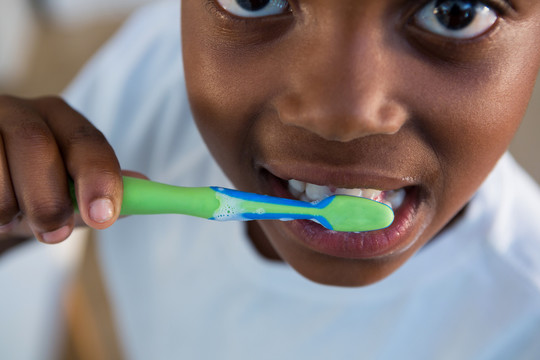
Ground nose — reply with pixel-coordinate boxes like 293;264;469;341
275;22;408;142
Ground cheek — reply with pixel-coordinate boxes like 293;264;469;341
436;35;540;165
413;61;537;222
182;15;284;187
182;42;248;184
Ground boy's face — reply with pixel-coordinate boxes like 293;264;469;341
182;0;540;286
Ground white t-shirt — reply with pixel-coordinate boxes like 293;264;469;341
2;1;540;359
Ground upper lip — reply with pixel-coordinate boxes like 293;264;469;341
256;160;418;191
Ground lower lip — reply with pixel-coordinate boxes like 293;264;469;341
266;175;421;259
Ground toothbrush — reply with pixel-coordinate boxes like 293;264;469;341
70;176;394;232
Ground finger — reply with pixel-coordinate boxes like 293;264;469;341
121;170;149;180
72;170;150;226
36;96;123;230
0;135;20;229
0;96;74;243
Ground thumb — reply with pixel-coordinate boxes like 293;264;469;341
121;170;150;180
117;170;150;220
74;170;149;227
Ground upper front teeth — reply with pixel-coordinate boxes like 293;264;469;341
288;179;306;195
305;183;333;201
287;179;406;210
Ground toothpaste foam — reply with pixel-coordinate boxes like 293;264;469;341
213;192;248;221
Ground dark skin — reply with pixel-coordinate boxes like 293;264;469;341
182;0;540;285
1;1;540;287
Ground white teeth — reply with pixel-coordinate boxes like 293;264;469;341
386;188;406;209
305;183;333;202
288;179;306;197
334;188;363;197
287;179;407;210
361;189;383;201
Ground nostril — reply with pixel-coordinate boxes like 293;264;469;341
277;105;407;143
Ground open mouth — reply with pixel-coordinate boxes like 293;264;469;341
260;169;423;259
287;179;406;211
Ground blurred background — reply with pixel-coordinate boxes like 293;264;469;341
0;0;539;183
0;0;153;95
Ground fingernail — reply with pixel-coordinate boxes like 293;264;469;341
41;225;72;244
89;198;114;223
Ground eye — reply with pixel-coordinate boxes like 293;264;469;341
215;0;290;18
415;0;498;39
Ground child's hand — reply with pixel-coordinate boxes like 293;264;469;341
0;95;125;244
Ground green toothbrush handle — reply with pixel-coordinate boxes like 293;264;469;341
69;176;220;219
119;177;220;218
69;176;394;232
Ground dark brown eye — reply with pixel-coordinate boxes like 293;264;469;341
215;0;289;18
236;0;271;11
435;0;477;30
415;0;498;39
